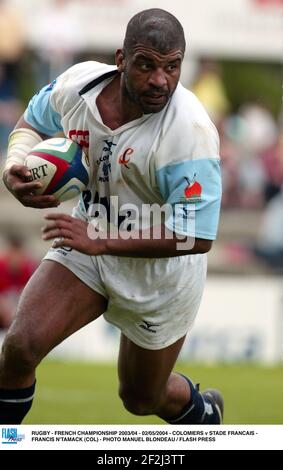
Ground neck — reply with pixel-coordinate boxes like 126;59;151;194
96;74;142;130
119;75;143;122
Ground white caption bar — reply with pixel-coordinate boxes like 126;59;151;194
1;425;283;450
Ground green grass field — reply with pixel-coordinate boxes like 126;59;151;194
25;360;283;424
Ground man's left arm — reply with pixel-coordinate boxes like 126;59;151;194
42;215;212;257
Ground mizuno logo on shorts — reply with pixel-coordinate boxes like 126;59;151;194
138;320;160;333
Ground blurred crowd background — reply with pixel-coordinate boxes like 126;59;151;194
0;0;282;331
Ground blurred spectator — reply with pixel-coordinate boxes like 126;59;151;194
221;103;279;209
219;122;241;208
261;135;283;203
192;61;230;125
254;122;283;272
30;0;84;83
0;0;25;159
0;64;23;159
0;0;25;63
0;234;38;329
239;103;278;154
254;187;283;272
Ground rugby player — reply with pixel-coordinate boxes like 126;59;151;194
0;9;223;425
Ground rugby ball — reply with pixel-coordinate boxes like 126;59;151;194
25;137;89;202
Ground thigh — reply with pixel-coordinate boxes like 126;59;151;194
9;259;108;357
118;333;185;397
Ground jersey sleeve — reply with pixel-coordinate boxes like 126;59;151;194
23;62;96;136
155;121;222;240
24;79;63;136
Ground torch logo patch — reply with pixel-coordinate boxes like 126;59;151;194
181;174;202;203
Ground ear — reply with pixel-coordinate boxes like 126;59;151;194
115;49;125;73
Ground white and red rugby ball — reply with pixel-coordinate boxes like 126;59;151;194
25;137;89;202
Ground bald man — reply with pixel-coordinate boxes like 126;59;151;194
1;9;223;425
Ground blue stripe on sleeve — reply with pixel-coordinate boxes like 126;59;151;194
155;158;222;240
24;82;63;136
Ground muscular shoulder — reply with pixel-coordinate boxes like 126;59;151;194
51;61;116;113
156;84;219;169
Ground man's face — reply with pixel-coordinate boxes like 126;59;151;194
117;44;183;114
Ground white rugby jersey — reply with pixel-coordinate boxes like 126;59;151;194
24;61;221;239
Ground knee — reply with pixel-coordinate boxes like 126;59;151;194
119;385;162;416
1;328;43;373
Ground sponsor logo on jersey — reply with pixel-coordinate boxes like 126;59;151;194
180;174;202;203
69;129;90;165
97;140;116;182
69;129;89;148
118;148;134;169
138;320;160;333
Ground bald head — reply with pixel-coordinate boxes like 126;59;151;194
123;9;186;56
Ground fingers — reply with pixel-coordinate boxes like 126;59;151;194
44;213;73;222
13;180;43;195
41;214;102;255
42;217;73;240
43;228;73;241
52;237;74;249
9;164;31;179
42;214;91;257
42;214;77;240
4;165;38;192
21;194;60;208
4;165;60;208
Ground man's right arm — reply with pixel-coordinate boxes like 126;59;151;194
15;115;51;140
3;62;98;208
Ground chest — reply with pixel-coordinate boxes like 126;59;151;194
60;102;163;185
